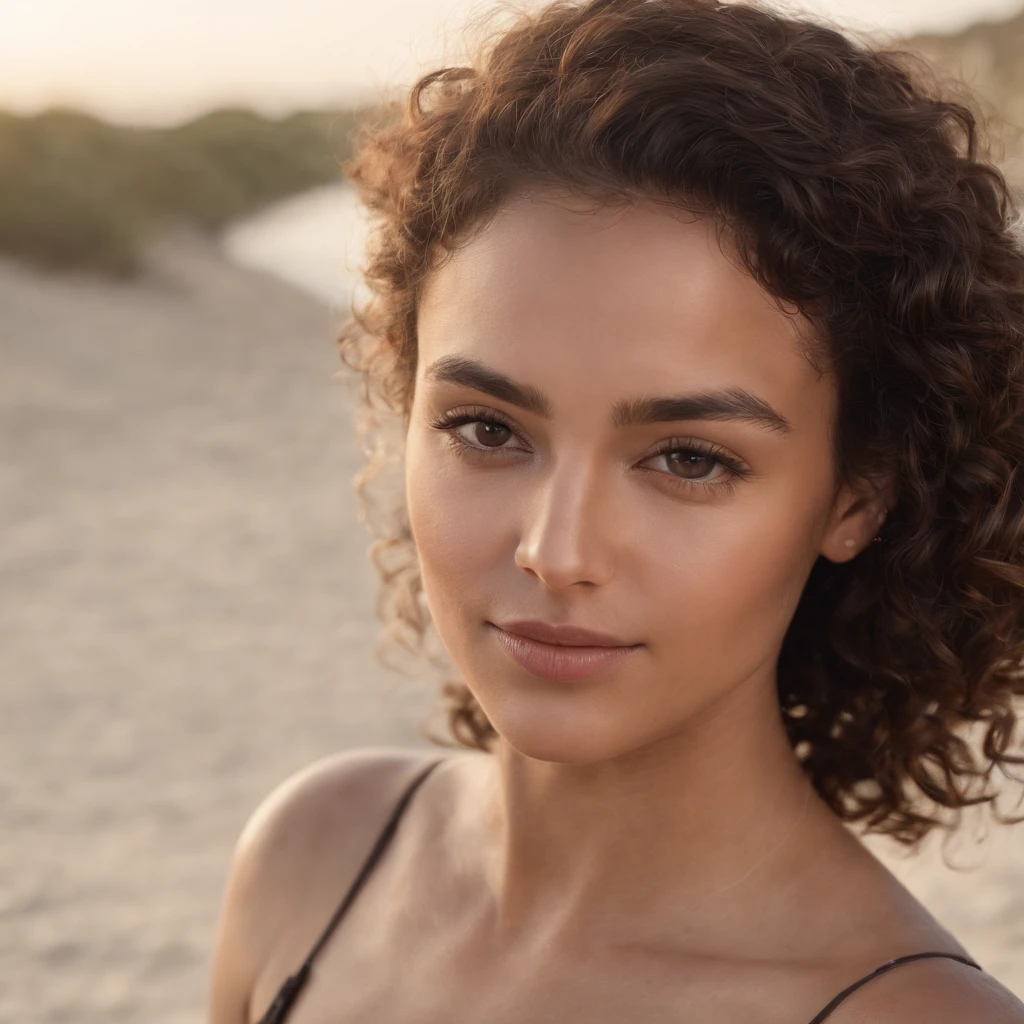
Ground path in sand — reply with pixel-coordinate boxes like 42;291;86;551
0;233;1021;1023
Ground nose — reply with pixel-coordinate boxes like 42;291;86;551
513;456;617;590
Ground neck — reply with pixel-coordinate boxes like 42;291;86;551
469;679;846;955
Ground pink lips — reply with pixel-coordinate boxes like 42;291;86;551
489;621;642;681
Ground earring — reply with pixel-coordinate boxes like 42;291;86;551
872;507;888;543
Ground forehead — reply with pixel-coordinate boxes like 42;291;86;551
417;190;829;424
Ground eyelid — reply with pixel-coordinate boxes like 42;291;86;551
646;436;750;475
431;404;520;436
430;404;752;477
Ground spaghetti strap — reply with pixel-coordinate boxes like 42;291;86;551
255;764;982;1024
255;756;446;1024
805;951;983;1023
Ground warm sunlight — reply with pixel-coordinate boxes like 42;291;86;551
5;2;1023;1022
3;0;1023;122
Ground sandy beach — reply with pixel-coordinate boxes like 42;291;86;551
1;232;1021;1023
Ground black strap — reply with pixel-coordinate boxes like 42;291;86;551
805;951;983;1024
255;756;446;1024
255;769;979;1024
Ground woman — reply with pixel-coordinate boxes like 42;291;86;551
208;0;1024;1021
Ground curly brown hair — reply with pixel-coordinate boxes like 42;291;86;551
336;0;1024;845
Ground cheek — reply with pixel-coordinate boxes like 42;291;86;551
404;436;510;603
646;500;815;671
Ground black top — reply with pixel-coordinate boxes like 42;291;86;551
254;757;983;1024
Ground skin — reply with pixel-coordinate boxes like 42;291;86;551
208;188;1024;1023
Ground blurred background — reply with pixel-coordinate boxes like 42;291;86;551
1;2;1022;1021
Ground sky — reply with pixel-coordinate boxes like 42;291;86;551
3;0;1024;125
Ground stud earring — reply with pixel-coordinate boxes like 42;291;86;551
872;509;888;543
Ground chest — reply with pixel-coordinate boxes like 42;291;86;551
250;810;843;1024
269;918;824;1024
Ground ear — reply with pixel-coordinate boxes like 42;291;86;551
819;471;896;564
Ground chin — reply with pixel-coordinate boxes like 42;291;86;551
474;688;648;765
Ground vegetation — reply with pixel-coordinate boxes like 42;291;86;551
0;106;362;276
1;4;1020;280
903;4;1024;177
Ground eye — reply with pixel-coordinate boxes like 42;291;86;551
640;440;747;492
428;406;751;494
429;407;527;456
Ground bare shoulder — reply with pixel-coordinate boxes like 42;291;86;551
206;745;446;1024
235;745;442;877
839;955;1024;1023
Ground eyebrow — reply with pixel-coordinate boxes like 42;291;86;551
423;355;793;436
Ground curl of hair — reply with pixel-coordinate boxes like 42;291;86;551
337;0;1024;845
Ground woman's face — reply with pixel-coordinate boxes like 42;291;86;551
406;189;867;765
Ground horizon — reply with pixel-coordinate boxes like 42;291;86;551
3;0;1024;127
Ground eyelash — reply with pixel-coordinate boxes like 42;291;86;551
428;405;751;496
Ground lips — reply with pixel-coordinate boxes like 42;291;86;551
488;621;642;681
494;619;638;647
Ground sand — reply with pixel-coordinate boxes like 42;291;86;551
1;232;1021;1023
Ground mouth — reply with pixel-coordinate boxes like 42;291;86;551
487;623;642;682
492;618;639;647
